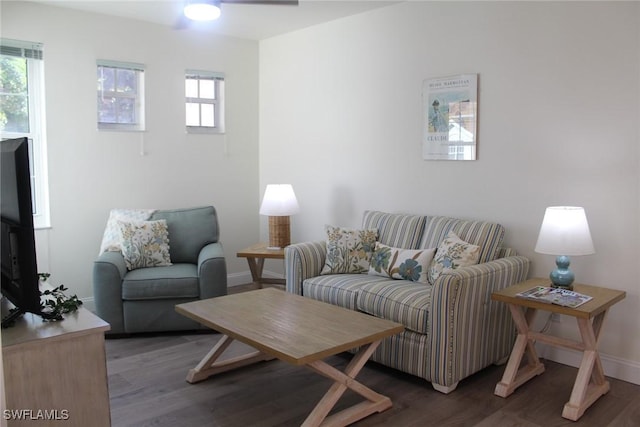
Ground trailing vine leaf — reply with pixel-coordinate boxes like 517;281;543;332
38;274;83;322
2;275;82;326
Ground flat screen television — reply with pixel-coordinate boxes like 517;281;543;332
1;137;43;327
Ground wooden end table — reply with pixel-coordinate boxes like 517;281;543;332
491;278;625;421
176;288;404;427
236;242;285;288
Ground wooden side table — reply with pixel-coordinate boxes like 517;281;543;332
237;242;285;289
491;278;625;421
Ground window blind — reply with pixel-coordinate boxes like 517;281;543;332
97;59;145;71
0;38;43;60
186;69;224;80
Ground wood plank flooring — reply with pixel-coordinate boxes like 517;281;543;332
106;331;640;427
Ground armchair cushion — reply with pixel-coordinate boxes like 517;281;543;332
122;264;199;300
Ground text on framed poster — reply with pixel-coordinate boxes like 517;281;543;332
422;74;478;161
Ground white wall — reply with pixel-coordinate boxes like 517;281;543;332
1;1;261;300
260;2;640;381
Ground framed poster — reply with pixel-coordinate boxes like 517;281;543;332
422;74;478;161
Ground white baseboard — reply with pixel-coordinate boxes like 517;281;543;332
217;270;284;289
536;342;640;386
226;271;252;287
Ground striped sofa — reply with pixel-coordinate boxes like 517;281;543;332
285;210;530;393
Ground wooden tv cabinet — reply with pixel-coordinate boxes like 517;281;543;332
1;307;111;426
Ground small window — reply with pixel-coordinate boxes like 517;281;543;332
185;70;224;134
97;60;145;131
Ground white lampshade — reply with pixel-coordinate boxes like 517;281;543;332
259;184;300;217
535;206;595;256
184;0;221;21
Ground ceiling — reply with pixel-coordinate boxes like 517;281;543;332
25;0;397;40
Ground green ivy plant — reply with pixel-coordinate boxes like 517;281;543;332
38;273;83;321
2;274;82;327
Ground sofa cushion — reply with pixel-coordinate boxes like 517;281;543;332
303;274;389;310
362;211;426;249
118;219;172;271
368;242;436;283
427;231;481;284
151;206;219;264
420;216;504;264
320;226;378;275
357;281;432;334
122;263;199;300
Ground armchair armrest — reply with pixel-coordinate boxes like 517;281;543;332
284;241;326;295
92;251;127;333
198;242;227;300
427;255;530;390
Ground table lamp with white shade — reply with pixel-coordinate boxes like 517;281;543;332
534;206;595;290
259;184;300;249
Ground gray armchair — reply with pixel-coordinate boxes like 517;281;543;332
93;206;227;335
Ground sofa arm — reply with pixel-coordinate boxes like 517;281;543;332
284;241;326;295
198;242;228;300
427;255;530;389
93;251;128;334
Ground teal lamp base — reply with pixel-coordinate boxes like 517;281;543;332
549;255;574;290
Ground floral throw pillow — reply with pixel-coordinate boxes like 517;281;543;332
118;219;172;271
427;231;481;284
368;242;436;283
320;226;378;275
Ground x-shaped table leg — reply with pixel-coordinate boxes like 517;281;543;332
562;311;610;420
495;304;612;421
186;335;274;384
495;305;545;397
302;340;392;427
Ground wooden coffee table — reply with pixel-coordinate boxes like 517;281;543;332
176;288;404;427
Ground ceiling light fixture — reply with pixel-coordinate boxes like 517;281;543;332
184;0;222;21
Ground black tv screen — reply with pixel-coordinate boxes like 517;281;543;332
1;137;42;326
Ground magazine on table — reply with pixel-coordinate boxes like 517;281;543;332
516;286;593;308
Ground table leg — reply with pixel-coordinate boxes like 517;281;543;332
562;311;611;421
244;257;285;288
301;340;392;427
495;304;545;397
245;257;266;288
186;334;274;384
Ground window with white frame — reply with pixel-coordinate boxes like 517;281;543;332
0;38;50;229
185;70;225;133
97;60;145;131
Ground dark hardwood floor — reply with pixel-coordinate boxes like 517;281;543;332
105;331;640;427
106;284;639;426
